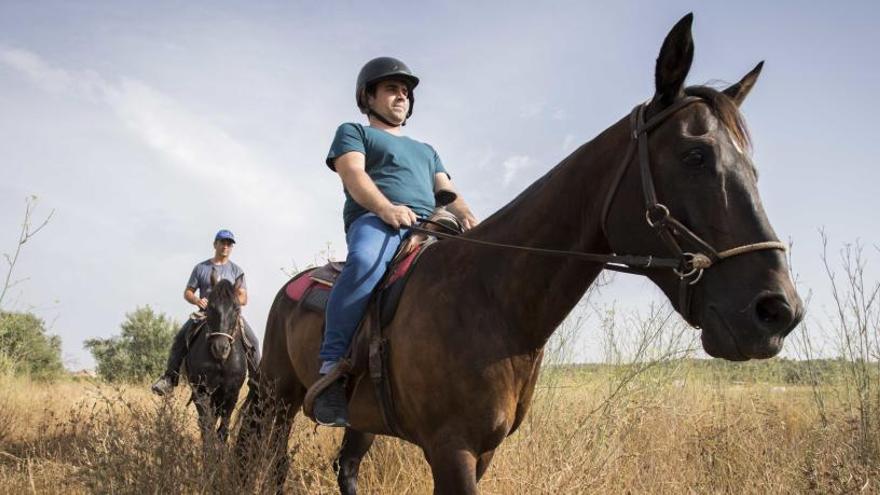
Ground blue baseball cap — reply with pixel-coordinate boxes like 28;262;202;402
214;229;236;243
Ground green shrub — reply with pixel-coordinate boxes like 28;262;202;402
0;311;64;379
85;306;178;383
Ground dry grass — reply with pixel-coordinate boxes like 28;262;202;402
0;364;877;495
2;237;876;493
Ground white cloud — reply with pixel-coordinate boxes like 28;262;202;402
501;155;531;187
0;45;105;99
0;45;76;93
0;45;313;225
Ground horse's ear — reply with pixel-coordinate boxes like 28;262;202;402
722;61;763;107
210;266;220;287
234;274;244;291
652;13;695;110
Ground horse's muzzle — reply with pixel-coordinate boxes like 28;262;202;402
210;339;232;362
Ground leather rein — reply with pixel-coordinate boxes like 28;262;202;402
411;96;786;326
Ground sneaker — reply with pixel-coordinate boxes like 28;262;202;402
151;376;175;397
313;379;350;427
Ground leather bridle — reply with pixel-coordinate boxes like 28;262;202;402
411;96;786;326
206;314;242;345
599;96;787;324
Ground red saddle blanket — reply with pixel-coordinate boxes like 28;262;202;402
284;244;425;304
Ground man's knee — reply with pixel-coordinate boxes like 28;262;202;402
346;240;400;283
347;244;388;269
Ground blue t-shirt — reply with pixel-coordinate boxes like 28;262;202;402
326;123;448;231
186;260;246;300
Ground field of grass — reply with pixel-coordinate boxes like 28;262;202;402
2;357;879;494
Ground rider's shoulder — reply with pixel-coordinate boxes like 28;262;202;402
194;259;214;270
419;140;439;154
335;122;366;137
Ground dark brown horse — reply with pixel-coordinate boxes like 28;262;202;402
241;14;803;494
185;277;247;443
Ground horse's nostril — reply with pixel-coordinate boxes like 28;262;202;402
754;294;794;334
756;299;779;323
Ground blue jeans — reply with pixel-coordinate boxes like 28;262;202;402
319;213;408;372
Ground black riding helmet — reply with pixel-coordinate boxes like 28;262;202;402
356;57;419;123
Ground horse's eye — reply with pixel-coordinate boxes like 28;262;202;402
683;149;704;167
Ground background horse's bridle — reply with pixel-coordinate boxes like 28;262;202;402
206;314;243;344
412;96;786;326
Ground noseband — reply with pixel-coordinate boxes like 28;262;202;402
411;96;786;327
206;315;242;344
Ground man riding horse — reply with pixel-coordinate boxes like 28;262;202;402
151;229;261;396
312;57;478;426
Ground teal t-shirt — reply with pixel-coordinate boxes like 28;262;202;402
326;123;448;231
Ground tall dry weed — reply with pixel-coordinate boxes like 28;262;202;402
793;233;880;492
4;241;880;492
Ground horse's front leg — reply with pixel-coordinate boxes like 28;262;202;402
213;388;238;443
217;407;232;443
424;440;479;495
193;393;217;445
334;428;375;495
234;372;303;493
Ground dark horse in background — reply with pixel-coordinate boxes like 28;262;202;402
185;276;247;443
239;14;804;494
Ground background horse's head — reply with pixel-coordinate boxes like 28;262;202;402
206;276;242;362
604;14;803;360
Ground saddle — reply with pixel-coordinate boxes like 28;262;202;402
284;208;463;432
286;208;462;316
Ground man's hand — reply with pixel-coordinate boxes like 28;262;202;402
378;204;417;229
196;298;209;310
459;212;479;231
433;172;478;231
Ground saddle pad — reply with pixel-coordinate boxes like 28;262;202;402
385;244;423;286
285;269;318;301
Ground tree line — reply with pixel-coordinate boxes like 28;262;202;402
1;305;177;382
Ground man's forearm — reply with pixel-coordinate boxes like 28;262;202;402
339;168;395;215
184;289;200;306
448;197;474;220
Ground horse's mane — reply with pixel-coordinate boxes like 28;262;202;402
209;279;238;307
684;85;752;152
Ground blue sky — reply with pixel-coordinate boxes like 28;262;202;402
1;1;877;368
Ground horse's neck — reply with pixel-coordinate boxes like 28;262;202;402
458;117;630;351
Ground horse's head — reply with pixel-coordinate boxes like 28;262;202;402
205;275;243;362
604;14;803;360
